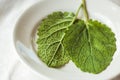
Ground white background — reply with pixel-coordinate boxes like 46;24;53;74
0;0;46;80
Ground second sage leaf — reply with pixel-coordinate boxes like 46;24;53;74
37;12;75;67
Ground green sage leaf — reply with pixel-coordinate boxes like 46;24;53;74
63;20;116;73
37;12;75;67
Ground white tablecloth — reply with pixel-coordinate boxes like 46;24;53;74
0;0;46;80
0;0;120;80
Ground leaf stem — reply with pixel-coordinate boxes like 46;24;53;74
70;3;83;25
82;0;89;22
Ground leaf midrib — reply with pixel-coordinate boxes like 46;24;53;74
85;23;96;72
47;33;65;66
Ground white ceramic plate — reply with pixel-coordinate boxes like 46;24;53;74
14;0;120;80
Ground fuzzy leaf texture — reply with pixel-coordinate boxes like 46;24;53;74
37;12;75;67
63;20;116;74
